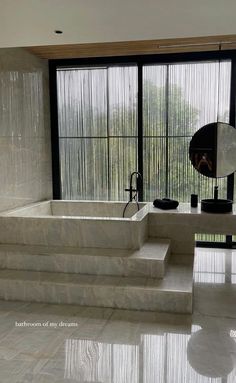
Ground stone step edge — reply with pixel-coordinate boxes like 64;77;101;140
0;238;171;261
0;264;192;294
0;267;193;313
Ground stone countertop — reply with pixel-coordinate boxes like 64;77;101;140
148;202;236;215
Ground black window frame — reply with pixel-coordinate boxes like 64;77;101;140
49;50;236;248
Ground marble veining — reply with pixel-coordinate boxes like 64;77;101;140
2;201;236;254
0;201;150;249
5;200;148;219
1;200;236;316
0;249;234;382
0;239;170;278
0;262;193;313
0;48;52;213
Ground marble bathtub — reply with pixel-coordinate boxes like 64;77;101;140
0;200;149;249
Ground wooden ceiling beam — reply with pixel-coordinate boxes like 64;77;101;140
25;34;236;60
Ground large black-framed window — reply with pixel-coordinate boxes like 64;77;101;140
56;65;138;201
49;50;236;248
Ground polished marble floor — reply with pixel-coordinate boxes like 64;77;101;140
0;248;236;383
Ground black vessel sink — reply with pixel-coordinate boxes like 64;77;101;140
201;198;233;213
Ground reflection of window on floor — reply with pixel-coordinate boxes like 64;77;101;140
142;334;165;383
113;343;139;383
64;328;236;383
56;60;231;205
194;249;226;283
65;339;111;381
231;252;236;284
64;339;139;382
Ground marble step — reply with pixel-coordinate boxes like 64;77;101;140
0;264;193;314
0;238;171;278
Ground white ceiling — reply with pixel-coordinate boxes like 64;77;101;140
1;0;236;48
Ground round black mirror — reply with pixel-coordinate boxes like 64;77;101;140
189;122;236;178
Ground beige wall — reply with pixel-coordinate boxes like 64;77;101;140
0;0;236;48
0;48;52;212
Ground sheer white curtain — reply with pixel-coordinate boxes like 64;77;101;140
143;61;231;202
57;60;231;206
57;66;138;201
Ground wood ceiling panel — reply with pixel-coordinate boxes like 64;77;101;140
25;35;236;60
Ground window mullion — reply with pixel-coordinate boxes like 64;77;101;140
138;64;143;201
165;65;169;197
106;68;111;200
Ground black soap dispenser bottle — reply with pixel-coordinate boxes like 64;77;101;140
191;194;198;208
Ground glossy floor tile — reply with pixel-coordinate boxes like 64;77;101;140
0;248;235;382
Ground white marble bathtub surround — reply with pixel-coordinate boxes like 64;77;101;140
2;201;236;315
0;48;52;213
0;215;147;249
51;200;146;218
137;208;149;246
6;201;236;253
4;201;52;217
5;200;148;219
0;201;149;249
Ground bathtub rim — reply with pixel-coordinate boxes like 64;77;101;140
0;199;149;222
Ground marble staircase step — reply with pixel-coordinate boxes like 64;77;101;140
0;238;171;278
0;264;192;313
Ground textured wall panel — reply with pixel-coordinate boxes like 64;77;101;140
0;48;52;212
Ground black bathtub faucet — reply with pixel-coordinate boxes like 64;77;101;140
123;171;142;218
125;171;142;202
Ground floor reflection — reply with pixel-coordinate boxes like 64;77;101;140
194;248;236;285
232;254;236;284
0;248;236;382
63;326;236;383
61;248;236;383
